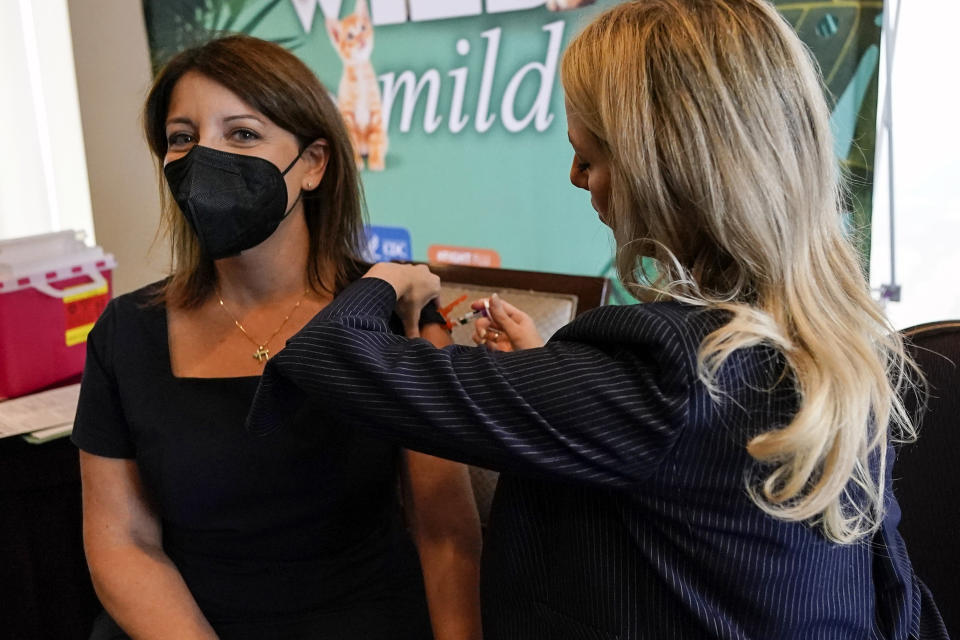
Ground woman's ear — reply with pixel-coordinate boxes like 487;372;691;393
301;139;329;191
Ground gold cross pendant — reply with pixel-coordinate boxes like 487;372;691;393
253;346;270;363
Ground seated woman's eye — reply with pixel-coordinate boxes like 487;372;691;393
167;132;195;148
578;162;590;172
231;128;260;142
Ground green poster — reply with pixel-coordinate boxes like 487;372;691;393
143;0;882;303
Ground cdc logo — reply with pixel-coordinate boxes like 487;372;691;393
364;226;413;262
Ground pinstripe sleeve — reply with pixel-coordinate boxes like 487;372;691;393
248;277;694;488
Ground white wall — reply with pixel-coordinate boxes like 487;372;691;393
0;0;94;242
66;0;166;295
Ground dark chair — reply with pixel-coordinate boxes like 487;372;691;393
430;264;610;526
896;320;960;635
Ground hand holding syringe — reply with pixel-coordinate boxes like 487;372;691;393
468;294;544;352
452;298;490;326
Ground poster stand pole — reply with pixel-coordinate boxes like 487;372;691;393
878;0;903;303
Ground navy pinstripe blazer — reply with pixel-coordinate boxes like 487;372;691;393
248;278;947;640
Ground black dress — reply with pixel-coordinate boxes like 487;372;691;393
72;282;434;639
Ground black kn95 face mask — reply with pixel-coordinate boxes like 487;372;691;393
163;145;304;260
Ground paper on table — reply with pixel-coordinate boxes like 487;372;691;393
22;423;74;444
0;383;80;439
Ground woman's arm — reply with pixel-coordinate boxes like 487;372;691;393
404;323;483;640
249;276;694;489
402;450;483;640
80;452;218;640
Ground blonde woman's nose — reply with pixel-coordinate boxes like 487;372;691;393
569;158;588;190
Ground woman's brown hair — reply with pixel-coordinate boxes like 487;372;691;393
143;34;367;308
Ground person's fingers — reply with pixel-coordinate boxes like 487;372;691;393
485;327;506;342
489;294;544;350
492;294;535;325
401;307;422;338
468;296;526;351
392;265;441;339
487;293;520;331
473;315;507;344
414;264;441;293
472;324;513;350
484;328;513;351
472;325;487;345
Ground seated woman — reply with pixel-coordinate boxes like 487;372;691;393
73;35;481;640
247;1;949;638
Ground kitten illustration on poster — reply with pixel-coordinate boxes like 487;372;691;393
546;0;597;10
326;0;388;171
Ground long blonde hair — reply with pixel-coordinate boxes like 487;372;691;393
562;0;915;543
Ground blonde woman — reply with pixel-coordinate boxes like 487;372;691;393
247;1;948;638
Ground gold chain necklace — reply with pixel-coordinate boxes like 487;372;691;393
217;289;308;363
